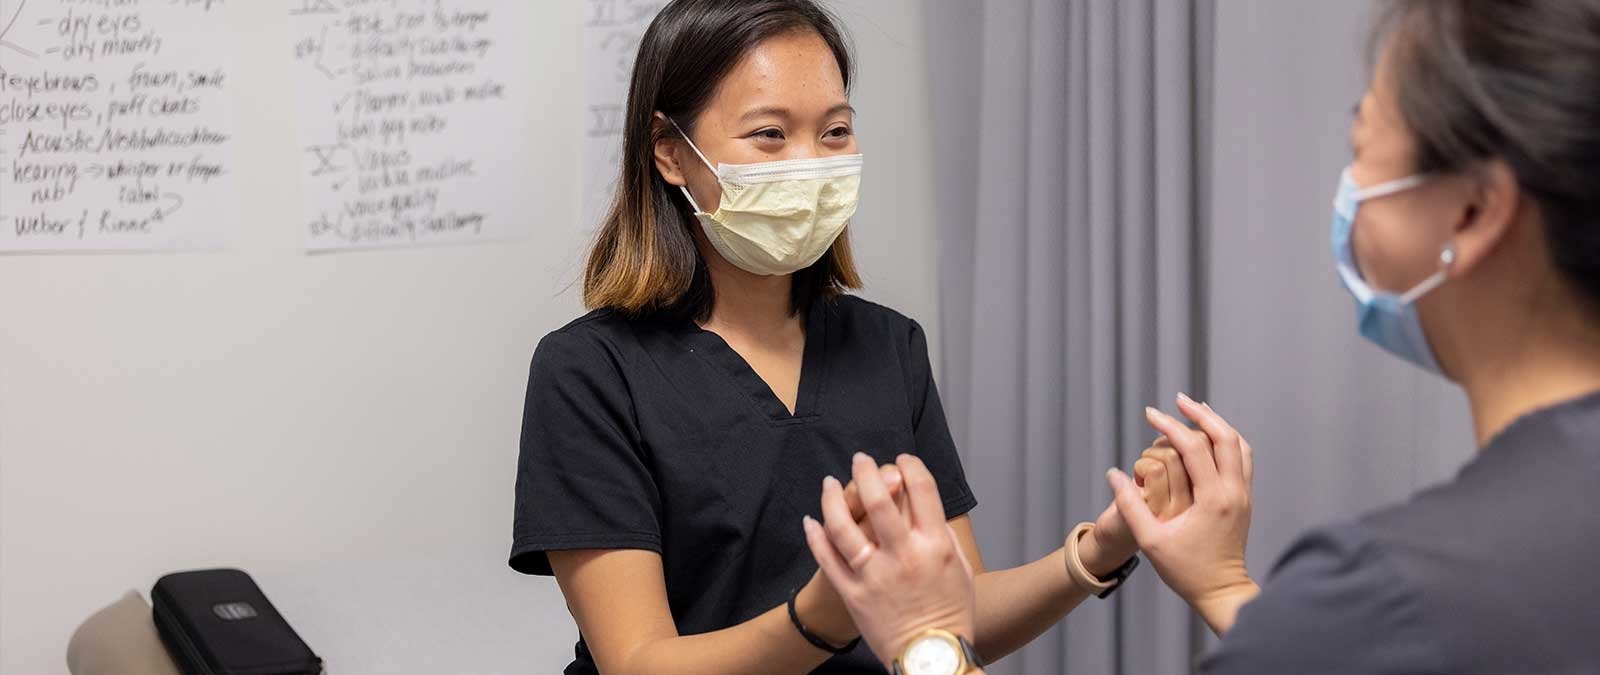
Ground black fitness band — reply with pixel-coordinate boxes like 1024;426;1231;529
1093;554;1141;599
787;587;861;655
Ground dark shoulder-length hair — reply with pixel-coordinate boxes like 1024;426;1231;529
583;0;863;323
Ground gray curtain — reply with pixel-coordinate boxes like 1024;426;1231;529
926;2;1213;674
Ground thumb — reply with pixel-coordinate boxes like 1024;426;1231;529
1107;468;1160;542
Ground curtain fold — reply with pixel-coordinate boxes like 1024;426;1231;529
926;2;1213;673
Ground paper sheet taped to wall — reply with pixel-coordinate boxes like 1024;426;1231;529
288;0;533;252
0;0;240;252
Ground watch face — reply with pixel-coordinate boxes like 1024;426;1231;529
904;635;962;675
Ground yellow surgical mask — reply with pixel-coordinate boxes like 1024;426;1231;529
670;118;863;276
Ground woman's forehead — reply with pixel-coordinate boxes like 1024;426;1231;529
707;32;847;113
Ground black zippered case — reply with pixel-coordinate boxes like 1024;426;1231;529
151;569;323;675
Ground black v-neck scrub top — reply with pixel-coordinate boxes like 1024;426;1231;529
509;295;977;675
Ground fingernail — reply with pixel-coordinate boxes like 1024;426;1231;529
802;515;818;530
823;475;840;489
1177;392;1196;406
1107;467;1128;485
1145;406;1160;419
853;452;871;463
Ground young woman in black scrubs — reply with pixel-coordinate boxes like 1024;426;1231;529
508;2;1181;673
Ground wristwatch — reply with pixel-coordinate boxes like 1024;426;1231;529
892;628;984;675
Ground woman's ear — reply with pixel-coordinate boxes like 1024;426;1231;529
1447;160;1519;279
652;113;688;187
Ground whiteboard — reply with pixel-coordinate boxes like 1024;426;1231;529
0;0;540;254
0;0;241;252
287;1;535;252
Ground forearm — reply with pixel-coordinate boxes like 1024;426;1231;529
971;533;1133;663
970;549;1086;663
618;600;839;675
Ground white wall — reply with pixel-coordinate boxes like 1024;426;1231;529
0;1;940;672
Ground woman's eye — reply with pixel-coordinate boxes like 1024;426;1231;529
826;126;853;139
752;128;784;140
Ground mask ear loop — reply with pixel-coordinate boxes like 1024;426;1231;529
1353;173;1429;202
1400;244;1457;305
665;117;718;174
664;115;719;214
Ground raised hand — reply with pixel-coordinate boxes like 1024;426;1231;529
794;464;905;646
1107;393;1258;635
1083;437;1194;573
804;453;977;671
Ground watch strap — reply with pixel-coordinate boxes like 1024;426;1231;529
958;633;984;670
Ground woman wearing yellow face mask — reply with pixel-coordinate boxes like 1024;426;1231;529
805;1;1600;673
506;1;1181;674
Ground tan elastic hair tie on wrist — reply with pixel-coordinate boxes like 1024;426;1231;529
1064;522;1115;596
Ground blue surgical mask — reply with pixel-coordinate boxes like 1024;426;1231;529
1331;166;1456;374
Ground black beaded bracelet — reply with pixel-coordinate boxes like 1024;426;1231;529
786;587;860;655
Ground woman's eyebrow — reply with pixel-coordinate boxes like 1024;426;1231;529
738;105;791;124
736;103;855;125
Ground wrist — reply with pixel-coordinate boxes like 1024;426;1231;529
1077;529;1134;578
1190;577;1260;635
795;575;858;646
882;623;979;673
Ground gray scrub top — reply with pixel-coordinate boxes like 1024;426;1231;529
1201;391;1600;674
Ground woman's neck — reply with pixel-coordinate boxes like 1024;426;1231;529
698;240;800;339
1456;298;1600;447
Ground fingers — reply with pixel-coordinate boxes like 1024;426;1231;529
1175;394;1246;488
853;453;910;548
895;454;946;532
1144;405;1220;489
892;475;912;519
882;465;904;491
1106;468;1160;542
1133;457;1170;516
1145;444;1191;514
820;476;876;567
841;464;902;546
880;464;912;523
1241;437;1254;486
1139;435;1183;513
1133;456;1158;485
843;465;904;523
802;516;858;587
843;481;861;520
883;465;905;506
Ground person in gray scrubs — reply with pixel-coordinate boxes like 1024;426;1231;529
798;1;1600;673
